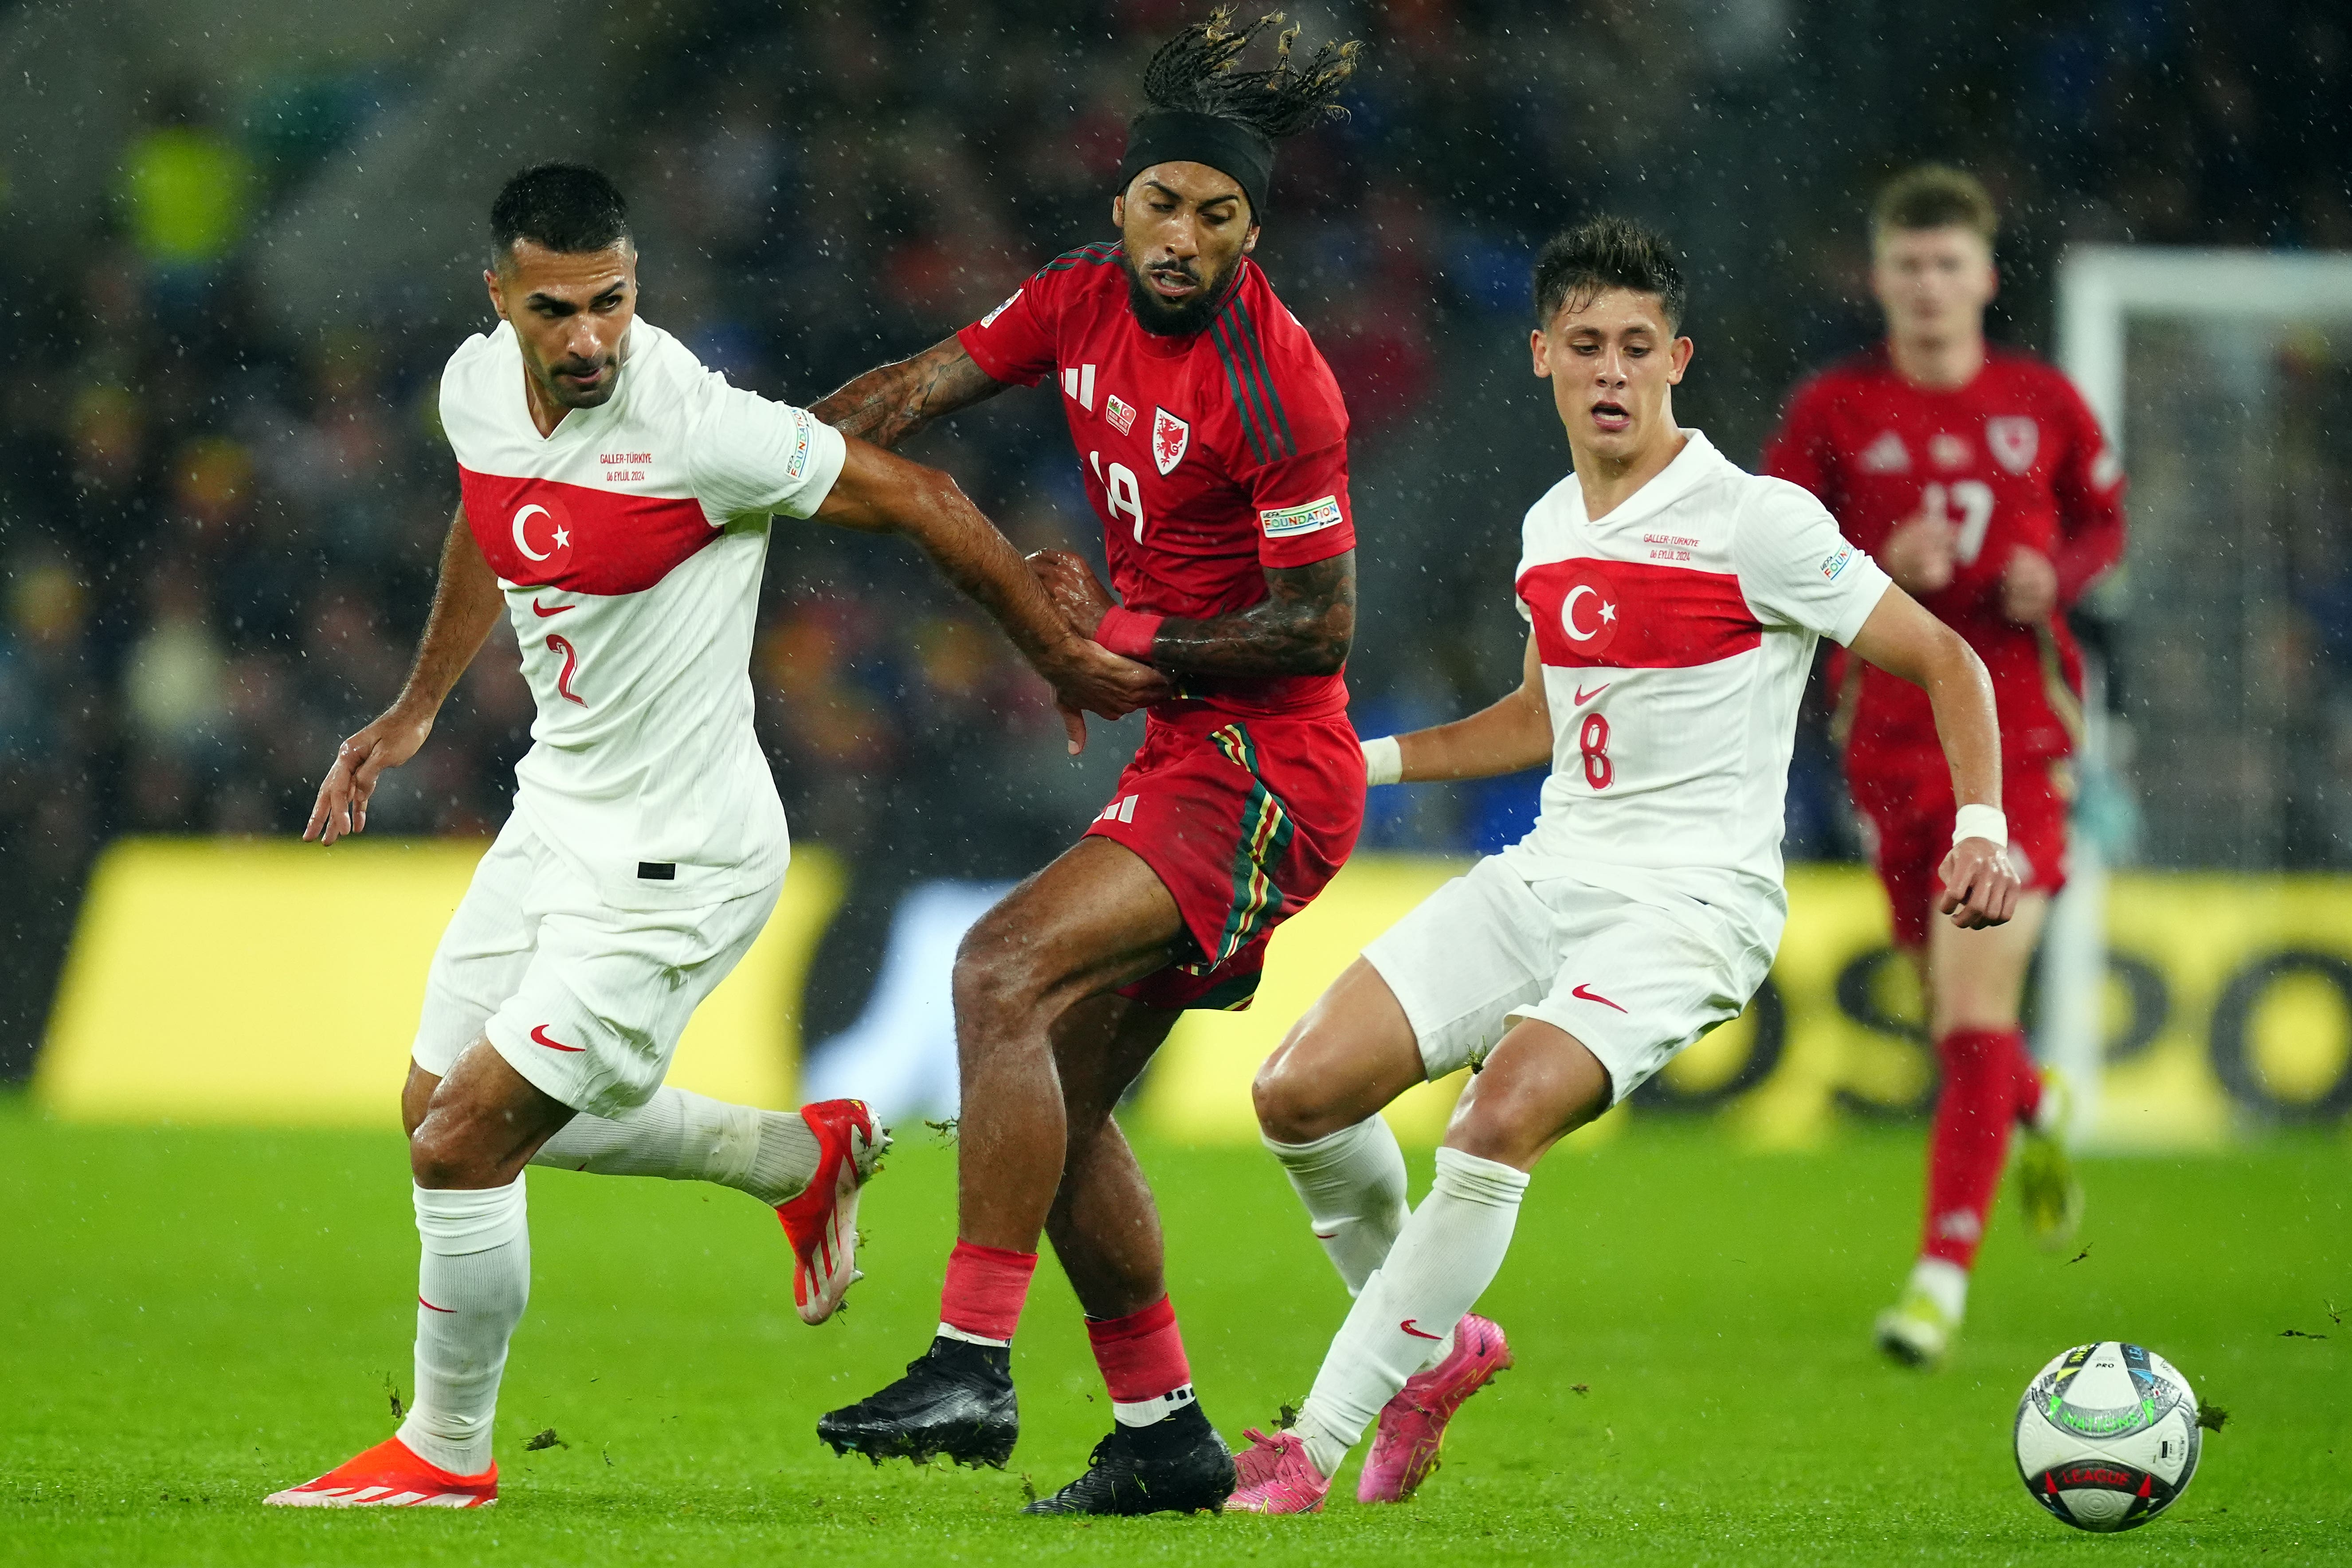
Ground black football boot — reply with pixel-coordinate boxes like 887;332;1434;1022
817;1336;1019;1468
1022;1398;1238;1516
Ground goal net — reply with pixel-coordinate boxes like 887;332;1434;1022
2047;246;2352;1141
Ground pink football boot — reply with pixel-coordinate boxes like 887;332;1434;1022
1223;1427;1332;1514
776;1099;887;1325
1357;1313;1512;1502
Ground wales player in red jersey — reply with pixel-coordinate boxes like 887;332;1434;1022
809;13;1364;1513
1762;165;2127;1368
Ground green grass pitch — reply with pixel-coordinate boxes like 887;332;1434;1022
2;1093;2344;1565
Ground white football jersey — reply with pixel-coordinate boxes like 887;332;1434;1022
1501;430;1891;961
437;318;846;908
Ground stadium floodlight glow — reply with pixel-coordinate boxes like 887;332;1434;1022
2049;246;2352;1144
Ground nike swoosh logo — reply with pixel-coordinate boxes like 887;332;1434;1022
1400;1319;1443;1341
530;1024;586;1052
1574;682;1610;705
418;1295;455;1314
1312;1230;1338;1240
531;599;573;618
1572;983;1628;1013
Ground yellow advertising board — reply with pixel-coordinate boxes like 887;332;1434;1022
1140;862;2352;1149
34;838;843;1126
33;841;2352;1149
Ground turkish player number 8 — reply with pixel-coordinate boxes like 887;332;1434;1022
1921;480;1995;565
1579;711;1612;790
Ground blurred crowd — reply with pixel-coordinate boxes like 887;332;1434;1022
3;0;2350;1065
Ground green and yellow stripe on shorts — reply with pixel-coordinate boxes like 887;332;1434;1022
1192;722;1297;982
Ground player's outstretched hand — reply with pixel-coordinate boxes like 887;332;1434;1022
305;705;434;845
2000;544;2058;625
1039;639;1170;755
1881;509;1956;596
1935;837;2021;929
1026;548;1116;634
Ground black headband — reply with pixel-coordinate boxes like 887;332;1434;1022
1117;110;1274;221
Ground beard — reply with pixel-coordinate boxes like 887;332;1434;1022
539;357;618;410
1122;251;1238;337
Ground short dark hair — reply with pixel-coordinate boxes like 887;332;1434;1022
490;163;631;266
1873;164;1998;244
1533;216;1686;332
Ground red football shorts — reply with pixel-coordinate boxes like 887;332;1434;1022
1849;747;2072;949
1087;705;1364;1011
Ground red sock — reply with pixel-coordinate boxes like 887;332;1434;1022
1920;1027;2034;1268
2013;1043;2046;1125
1086;1295;1193;1412
939;1241;1038;1343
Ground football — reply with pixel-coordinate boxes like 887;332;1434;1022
2013;1341;2203;1532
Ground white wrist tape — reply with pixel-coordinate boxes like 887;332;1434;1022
1363;735;1403;787
1952;803;2008;848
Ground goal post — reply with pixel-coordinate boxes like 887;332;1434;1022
2047;245;2352;1144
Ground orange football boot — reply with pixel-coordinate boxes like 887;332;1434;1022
776;1098;888;1324
264;1435;496;1508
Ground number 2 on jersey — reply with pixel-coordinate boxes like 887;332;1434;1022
1920;480;1995;565
1090;451;1147;541
545;633;587;706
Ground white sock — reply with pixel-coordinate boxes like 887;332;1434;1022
1909;1256;1969;1323
398;1176;530;1475
528;1089;820;1206
936;1324;1010;1348
1293;1146;1528;1478
1265;1118;1454;1370
1263;1119;1409;1295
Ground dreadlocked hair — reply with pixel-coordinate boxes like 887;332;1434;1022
1140;8;1362;140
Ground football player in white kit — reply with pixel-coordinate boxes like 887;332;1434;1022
1228;216;2022;1513
266;165;1164;1509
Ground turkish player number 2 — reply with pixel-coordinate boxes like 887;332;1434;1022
1920;480;1995;565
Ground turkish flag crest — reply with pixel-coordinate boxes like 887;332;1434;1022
1152;408;1189;475
1552;564;1623;660
507;493;577;584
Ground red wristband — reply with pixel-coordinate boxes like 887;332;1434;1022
1095;606;1163;662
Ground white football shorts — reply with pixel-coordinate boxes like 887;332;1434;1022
412;814;783;1117
1361;855;1759;1105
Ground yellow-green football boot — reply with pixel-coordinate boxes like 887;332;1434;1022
1874;1283;1960;1369
2013;1069;2085;1252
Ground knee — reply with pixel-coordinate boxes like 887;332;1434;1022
408;1114;489;1190
952;913;1051;1030
1926;949;2030;1038
1252;1027;1345;1145
400;1065;438;1141
1444;1095;1535;1168
1446;1065;1601;1171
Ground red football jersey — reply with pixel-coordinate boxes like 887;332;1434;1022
958;242;1355;719
1761;345;2126;765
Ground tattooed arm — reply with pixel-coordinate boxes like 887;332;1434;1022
1029;549;1357;680
808;336;1008;450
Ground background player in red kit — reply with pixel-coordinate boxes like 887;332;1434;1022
1762;165;2127;1368
808;13;1365;1513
